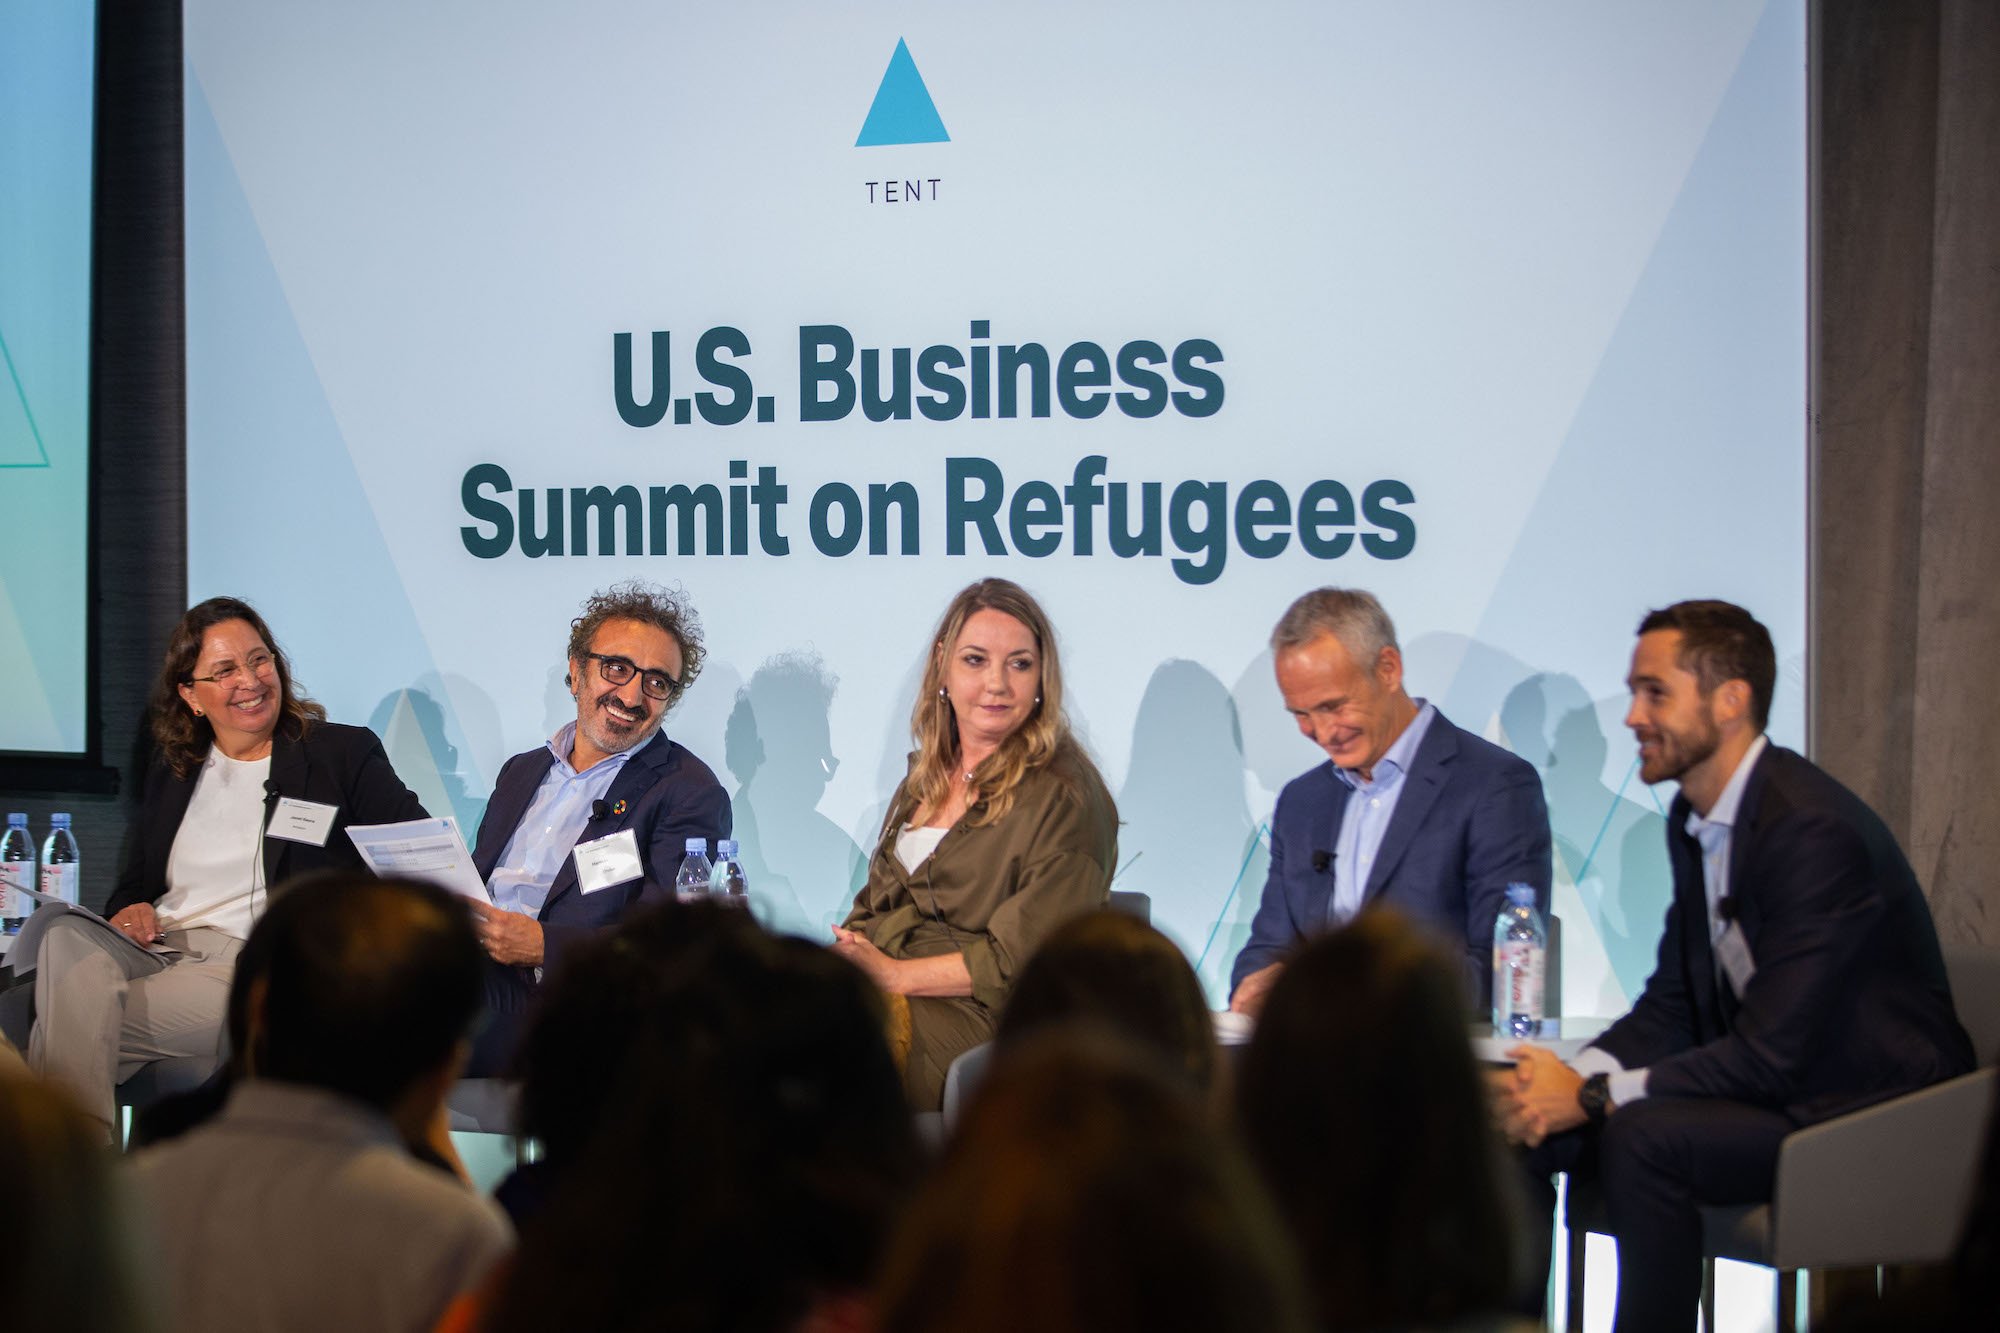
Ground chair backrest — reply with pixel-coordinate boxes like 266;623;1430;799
1943;944;2000;1067
941;1040;995;1128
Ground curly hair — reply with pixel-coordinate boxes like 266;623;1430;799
149;598;325;778
566;581;706;699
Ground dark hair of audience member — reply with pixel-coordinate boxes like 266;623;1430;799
994;908;1218;1096
1236;909;1520;1332
128;906;280;1148
252;872;485;1108
1;1073;149;1333
875;1028;1313;1333
486;902;920;1333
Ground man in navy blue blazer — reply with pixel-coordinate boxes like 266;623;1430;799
1229;588;1551;1017
1495;601;1971;1333
464;582;731;1074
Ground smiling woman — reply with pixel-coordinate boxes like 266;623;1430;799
19;597;426;1134
833;578;1120;1110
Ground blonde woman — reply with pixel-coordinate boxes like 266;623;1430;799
833;578;1118;1109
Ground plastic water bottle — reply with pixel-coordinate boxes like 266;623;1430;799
1492;882;1546;1039
674;837;712;905
40;813;80;907
1;813;35;934
709;839;749;907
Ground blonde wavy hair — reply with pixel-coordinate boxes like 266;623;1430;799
903;579;1074;827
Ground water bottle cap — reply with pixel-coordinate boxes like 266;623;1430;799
718;839;738;858
6;813;24;825
52;814;72;827
685;837;707;854
1505;883;1536;906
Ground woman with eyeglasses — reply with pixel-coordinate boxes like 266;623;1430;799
832;578;1119;1111
20;596;425;1136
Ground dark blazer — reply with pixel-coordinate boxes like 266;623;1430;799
1591;743;1973;1125
106;722;428;918
1231;708;1551;1009
470;730;731;977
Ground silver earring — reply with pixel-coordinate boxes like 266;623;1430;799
938;687;948;700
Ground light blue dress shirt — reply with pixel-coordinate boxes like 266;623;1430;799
486;722;643;919
1326;700;1439;928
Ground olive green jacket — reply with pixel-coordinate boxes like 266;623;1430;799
844;745;1119;1012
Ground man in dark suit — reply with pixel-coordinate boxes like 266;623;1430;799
464;582;730;1074
1229;588;1551;1017
1497;601;1973;1333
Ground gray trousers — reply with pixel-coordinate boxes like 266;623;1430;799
27;916;241;1131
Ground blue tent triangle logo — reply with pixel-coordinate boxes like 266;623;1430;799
856;38;949;147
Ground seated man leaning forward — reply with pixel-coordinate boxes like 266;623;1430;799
1493;600;1973;1333
1230;588;1551;1018
130;872;510;1333
464;581;730;1076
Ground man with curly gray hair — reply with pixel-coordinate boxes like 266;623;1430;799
463;582;731;1075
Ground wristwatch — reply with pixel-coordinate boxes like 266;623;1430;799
1577;1072;1611;1124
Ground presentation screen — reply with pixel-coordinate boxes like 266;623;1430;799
1;0;96;757
186;0;1807;1007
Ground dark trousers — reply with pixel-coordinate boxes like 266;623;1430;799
1519;1097;1792;1333
465;959;538;1077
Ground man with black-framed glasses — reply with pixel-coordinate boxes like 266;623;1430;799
463;581;731;1075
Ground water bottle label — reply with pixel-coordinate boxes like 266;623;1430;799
40;863;80;907
0;863;31;919
1496;939;1545;1021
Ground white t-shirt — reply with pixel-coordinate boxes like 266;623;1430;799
156;749;271;940
894;824;949;874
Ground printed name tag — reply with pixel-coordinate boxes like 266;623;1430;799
1716;921;1757;998
267;798;339;847
573;828;643;895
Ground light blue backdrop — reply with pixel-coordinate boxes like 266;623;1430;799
185;0;1807;1011
0;0;94;754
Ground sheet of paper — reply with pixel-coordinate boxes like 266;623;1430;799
344;817;490;901
5;891;177;975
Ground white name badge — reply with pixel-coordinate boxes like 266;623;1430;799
1716;921;1757;998
267;798;339;847
573;828;643;895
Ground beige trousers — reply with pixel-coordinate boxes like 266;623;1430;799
27;916;241;1131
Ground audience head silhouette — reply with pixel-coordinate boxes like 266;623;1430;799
1237;908;1523;1331
490;901;918;1333
250;871;485;1109
996;908;1218;1096
876;1028;1312;1333
1;1073;144;1333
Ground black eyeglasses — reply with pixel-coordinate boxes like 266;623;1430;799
186;650;276;687
585;652;680;701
